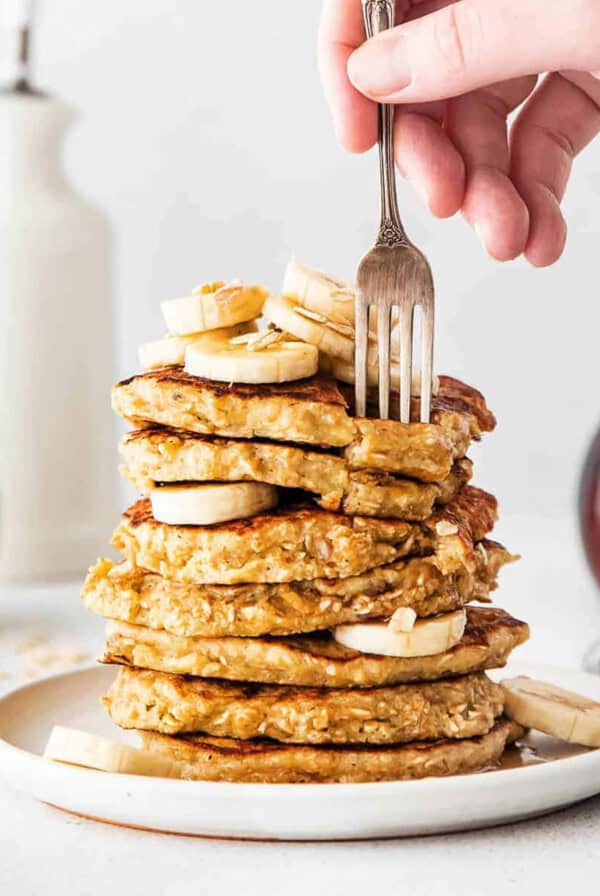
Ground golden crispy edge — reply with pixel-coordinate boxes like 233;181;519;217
138;718;523;782
116;370;349;406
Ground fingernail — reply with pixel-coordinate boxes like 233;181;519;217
348;34;412;99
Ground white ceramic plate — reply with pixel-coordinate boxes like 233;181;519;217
0;661;599;840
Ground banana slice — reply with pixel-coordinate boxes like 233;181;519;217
184;328;318;384
151;481;278;526
319;352;440;394
44;726;179;778
333;609;466;658
283;261;400;333
501;677;600;748
263;294;354;362
138;321;258;371
283;261;355;323
161;281;268;335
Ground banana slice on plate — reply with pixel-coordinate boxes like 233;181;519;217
283;260;355;323
151;481;278;526
263;294;354;362
44;726;179;778
139;321;258;371
500;677;600;748
161;281;268;335
184;328;318;384
333;609;466;658
319;352;440;394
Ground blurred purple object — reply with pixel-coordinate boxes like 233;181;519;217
579;429;600;672
580;430;600;585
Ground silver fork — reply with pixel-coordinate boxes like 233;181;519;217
355;0;435;423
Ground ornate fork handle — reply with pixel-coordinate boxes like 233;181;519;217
362;0;408;248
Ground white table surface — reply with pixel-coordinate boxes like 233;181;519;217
1;513;599;895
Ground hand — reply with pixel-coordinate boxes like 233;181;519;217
319;0;600;265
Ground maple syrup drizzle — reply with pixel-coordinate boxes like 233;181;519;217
496;733;592;772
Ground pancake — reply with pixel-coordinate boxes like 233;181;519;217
82;539;513;638
112;372;494;479
110;487;497;585
139;717;523;783
341;375;496;437
339;461;471;519
103;667;503;744
113;371;353;449
120;426;473;520
101;607;529;688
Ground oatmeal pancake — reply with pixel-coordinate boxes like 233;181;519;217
112;372;494;479
101;606;529;688
139;717;523;783
82;539;514;637
110;487;497;585
104;667;504;745
121;426;473;520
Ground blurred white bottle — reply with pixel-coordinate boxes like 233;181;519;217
0;9;117;581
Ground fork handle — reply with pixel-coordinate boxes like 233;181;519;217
361;1;408;248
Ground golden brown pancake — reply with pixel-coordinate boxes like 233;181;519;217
101;606;529;688
110;487;497;585
139;717;523;783
111;372;494;478
103;667;503;745
113;371;353;448
82;539;514;638
120;426;473;520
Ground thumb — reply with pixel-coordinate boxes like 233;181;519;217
348;0;600;103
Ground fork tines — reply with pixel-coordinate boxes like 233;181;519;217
355;244;434;424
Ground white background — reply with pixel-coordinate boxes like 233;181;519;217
2;0;600;521
1;2;600;887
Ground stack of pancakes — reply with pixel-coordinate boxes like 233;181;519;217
82;364;529;783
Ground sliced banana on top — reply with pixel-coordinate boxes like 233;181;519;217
184;327;318;384
44;725;180;778
283;260;355;323
333;609;467;658
139;321;258;371
501;677;600;748
151;481;278;526
264;293;354;363
161;280;268;335
319;352;440;394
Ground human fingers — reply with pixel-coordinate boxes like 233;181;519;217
510;71;600;266
348;0;600;104
318;0;377;151
393;102;466;217
445;76;536;259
